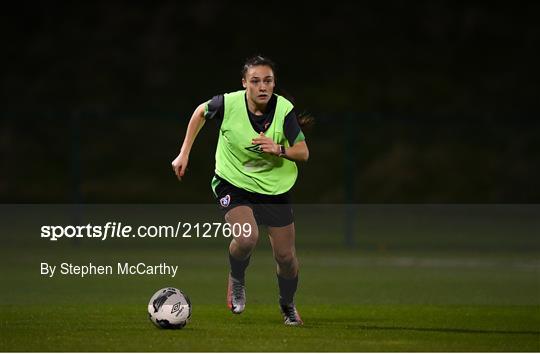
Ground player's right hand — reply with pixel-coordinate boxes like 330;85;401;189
171;153;189;181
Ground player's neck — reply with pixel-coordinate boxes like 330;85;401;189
246;96;267;116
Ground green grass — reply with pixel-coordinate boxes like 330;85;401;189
1;304;539;352
1;205;539;351
1;248;539;351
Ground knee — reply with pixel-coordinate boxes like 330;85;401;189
235;226;258;251
274;250;296;268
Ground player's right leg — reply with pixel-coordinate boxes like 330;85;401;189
225;205;258;314
213;175;259;314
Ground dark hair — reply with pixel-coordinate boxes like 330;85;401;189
279;89;315;130
242;55;314;129
241;55;276;78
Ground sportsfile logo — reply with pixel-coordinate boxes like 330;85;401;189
41;222;132;241
40;221;253;241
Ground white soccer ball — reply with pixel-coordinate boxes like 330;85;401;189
148;287;192;329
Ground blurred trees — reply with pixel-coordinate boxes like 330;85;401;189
1;1;538;202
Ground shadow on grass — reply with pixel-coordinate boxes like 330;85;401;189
350;324;539;336
304;316;539;335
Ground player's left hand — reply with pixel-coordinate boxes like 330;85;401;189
252;132;280;156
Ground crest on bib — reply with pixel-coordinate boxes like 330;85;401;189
220;194;231;207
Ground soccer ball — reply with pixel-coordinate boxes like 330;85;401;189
148;287;192;329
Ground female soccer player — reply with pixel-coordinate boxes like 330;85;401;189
171;56;309;326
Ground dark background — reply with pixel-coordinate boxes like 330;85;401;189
2;1;539;203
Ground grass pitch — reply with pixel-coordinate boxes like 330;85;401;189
1;205;539;351
1;248;539;352
2;304;538;352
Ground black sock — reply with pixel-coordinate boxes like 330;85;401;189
229;252;250;282
277;273;298;305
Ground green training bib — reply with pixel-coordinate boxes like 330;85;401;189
213;90;297;195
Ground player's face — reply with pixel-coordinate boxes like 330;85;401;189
242;65;275;107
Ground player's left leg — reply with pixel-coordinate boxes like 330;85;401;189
268;223;303;326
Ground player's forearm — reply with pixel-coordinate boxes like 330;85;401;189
179;103;206;155
283;141;309;162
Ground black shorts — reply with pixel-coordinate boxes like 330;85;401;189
213;175;294;227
